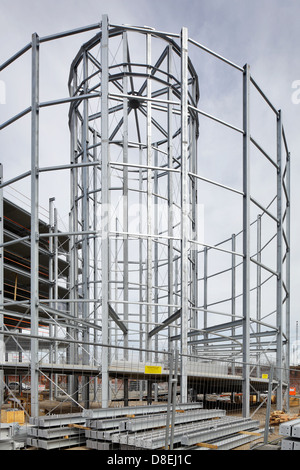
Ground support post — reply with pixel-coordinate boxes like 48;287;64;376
170;349;179;449
154;148;158;362
167;45;174;351
48;197;55;400
68;210;77;399
93;130;101;371
285;151;291;411
101;14;110;408
256;215;262;379
180;26;189;404
30;32;40;418
122;32;129;360
165;350;174;449
146;32;153;360
69;72;79;397
276;110;283;410
231;234;236;375
81;47;90;409
242;63;251;418
204;246;208;334
165;349;179;450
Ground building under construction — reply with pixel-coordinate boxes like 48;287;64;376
0;16;292;450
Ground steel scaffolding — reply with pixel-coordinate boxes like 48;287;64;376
0;15;291;420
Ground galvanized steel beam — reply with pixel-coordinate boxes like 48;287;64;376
242;63;251;418
30;32;40;419
100;14;110;408
180;25;189;403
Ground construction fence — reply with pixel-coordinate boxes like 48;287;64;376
1;343;299;450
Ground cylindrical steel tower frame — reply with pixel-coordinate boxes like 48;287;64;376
68;19;200;407
0;15;291;419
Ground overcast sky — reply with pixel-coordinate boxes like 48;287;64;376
1;0;299;348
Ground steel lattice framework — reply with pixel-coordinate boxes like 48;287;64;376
0;15;291;419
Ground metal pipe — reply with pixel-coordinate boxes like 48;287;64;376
188;37;244;72
39;23;100;43
189;104;244;134
0;107;32;131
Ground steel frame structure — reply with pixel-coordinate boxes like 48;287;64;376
0;15;291;419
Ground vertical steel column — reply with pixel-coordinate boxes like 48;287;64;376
242;63;251;418
48;197;55;400
190;93;198;349
146;32;153;360
167;45;174;350
69;76;79;383
256;215;262;378
53;207;59;398
165;349;175;449
286;151;291;410
170;349;179;449
68;210;77;398
138;147;144;364
203;247;208;331
100;14;110;408
180;26;189;402
114;218;119;362
81;49;90;408
276;110;283;410
164;349;179;449
53;207;58;360
30;32;40;418
154;148;159;359
231;234;236;374
82;51;90;331
0;164;4;407
93;130;101;369
203;247;208;354
48;198;55;305
122;32;129;360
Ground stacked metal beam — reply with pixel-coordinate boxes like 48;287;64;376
279;418;300;450
84;405;261;450
180;416;261;449
84;403;204;449
24;403;262;450
27;412;86;450
0;423;24;450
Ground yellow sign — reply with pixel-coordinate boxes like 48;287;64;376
262;374;268;379
145;365;162;374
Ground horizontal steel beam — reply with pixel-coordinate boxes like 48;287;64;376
181;417;260;446
83;403;203;419
39;23;100;43
124;409;225;432
30;413;85;428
